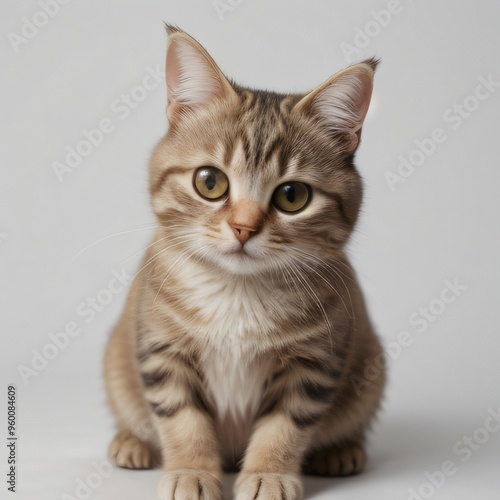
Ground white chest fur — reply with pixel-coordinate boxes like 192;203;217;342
202;345;268;462
188;271;274;460
202;346;266;419
176;264;278;419
194;278;272;419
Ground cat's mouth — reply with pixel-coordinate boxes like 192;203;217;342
225;246;251;258
206;238;273;273
216;244;269;273
219;238;254;258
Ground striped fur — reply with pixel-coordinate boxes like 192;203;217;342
104;27;385;500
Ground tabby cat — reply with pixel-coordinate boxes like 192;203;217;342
104;26;385;500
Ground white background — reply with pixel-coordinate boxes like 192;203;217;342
1;1;499;499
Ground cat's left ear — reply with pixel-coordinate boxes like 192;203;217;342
293;59;377;152
165;26;236;122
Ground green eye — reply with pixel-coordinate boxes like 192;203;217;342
272;182;311;213
193;167;229;200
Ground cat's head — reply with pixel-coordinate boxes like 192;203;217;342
150;26;376;275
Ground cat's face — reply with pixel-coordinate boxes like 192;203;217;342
149;28;375;275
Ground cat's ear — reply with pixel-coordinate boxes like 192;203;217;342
165;26;235;122
293;59;377;152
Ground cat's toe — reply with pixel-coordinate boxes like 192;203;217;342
158;470;222;500
235;472;302;500
108;430;154;469
303;442;366;476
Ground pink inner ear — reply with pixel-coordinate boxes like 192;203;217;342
166;41;183;120
316;70;373;135
293;63;374;148
351;72;373;131
164;35;235;123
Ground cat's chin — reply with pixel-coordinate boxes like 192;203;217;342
209;250;272;275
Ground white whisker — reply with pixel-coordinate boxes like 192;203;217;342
66;223;163;264
288;246;355;321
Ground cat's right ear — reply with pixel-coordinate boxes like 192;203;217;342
293;59;377;153
165;26;236;122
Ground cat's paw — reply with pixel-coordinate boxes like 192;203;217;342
235;472;302;500
158;470;222;500
108;430;154;469
303;442;366;476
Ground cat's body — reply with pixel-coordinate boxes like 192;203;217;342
104;27;385;500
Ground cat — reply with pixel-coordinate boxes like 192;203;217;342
104;25;385;500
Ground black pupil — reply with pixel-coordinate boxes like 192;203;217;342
283;184;296;203
205;173;217;191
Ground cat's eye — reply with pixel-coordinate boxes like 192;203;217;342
272;182;311;213
193;167;229;200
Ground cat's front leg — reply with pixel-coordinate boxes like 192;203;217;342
235;355;339;500
235;413;311;500
154;406;222;500
140;346;222;500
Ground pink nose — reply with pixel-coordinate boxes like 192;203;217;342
228;200;263;246
229;224;257;245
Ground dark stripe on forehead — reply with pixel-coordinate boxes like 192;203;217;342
279;95;298;115
223;137;235;167
263;137;282;167
238;92;289;172
257;91;284;114
278;144;293;177
252;131;264;168
239;89;256;111
240;130;252;165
